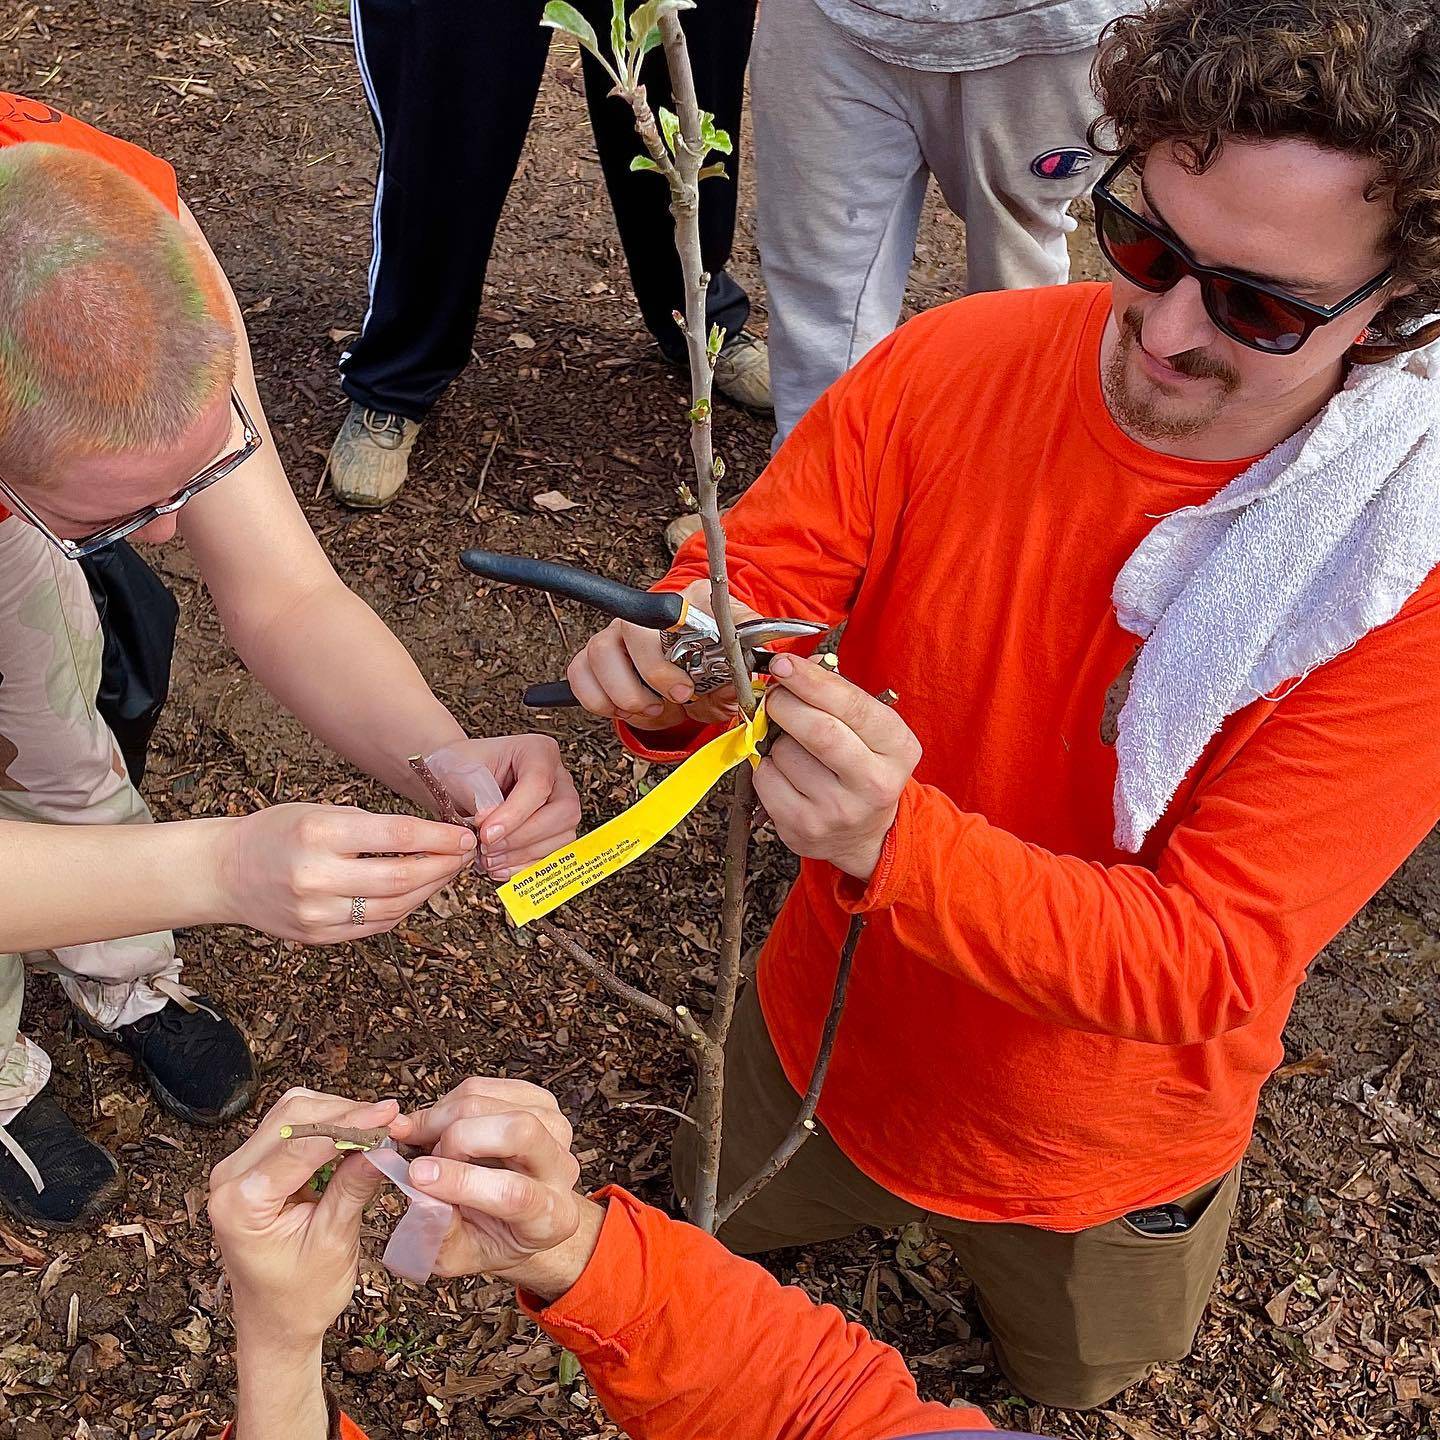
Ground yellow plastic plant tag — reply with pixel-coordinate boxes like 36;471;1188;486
498;701;769;927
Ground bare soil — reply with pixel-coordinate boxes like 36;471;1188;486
2;3;1439;1437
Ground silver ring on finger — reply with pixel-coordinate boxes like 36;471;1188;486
351;896;367;927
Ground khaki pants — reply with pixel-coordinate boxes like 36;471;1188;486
0;517;177;1124
674;983;1241;1410
752;0;1102;442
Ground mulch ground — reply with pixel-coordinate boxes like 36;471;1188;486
3;2;1439;1437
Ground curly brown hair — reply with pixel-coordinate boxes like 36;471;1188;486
1090;0;1440;355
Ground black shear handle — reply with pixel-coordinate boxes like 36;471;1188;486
523;679;580;708
460;550;685;631
520;649;781;710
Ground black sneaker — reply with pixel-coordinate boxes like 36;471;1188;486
82;996;258;1127
0;1088;124;1230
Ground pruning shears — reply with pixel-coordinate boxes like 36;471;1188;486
460;549;827;708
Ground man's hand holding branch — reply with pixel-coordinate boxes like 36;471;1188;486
758;655;921;882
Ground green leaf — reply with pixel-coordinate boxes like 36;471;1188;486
711;455;726;481
541;1;601;56
658;106;680;154
628;0;664;44
687;396;712;423
707;322;724;356
559;1349;582;1387
699;112;733;156
610;0;626;65
630;154;661;172
698;162;727;181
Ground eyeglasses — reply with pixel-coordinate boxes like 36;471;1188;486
1091;154;1393;356
0;387;262;560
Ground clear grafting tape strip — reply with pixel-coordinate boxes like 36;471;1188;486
421;745;506;824
363;1144;453;1283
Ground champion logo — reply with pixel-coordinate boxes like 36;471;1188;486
0;95;62;127
1030;147;1093;181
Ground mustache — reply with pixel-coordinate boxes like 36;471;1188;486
1121;306;1240;386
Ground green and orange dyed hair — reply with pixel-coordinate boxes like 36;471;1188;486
0;143;236;484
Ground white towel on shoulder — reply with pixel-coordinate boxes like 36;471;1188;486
1111;331;1440;853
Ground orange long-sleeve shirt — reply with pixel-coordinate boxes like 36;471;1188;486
522;1189;991;1438
227;1189;995;1440
634;282;1440;1229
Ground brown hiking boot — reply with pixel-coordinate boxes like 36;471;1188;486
664;512;705;556
326;402;421;509
712;331;773;413
663;507;734;557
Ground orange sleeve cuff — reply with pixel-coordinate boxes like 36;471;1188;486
516;1186;656;1359
833;778;921;915
614;716;729;763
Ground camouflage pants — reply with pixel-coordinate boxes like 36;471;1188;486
0;517;177;1124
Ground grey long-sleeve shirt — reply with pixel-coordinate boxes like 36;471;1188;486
810;0;1125;72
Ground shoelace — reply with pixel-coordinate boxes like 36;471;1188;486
0;1125;43;1194
361;408;407;448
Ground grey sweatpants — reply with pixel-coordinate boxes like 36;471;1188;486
752;0;1102;440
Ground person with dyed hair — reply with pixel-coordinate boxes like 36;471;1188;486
0;97;580;1229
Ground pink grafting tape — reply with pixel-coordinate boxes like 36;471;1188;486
422;745;505;821
363;1144;453;1284
421;746;506;874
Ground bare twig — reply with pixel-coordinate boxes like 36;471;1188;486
279;1123;420;1160
380;930;424;1015
603;8;769;1231
715;690;896;1227
502;3;867;1236
613;1100;697;1126
471;430;501;517
543;591;570;651
408;753;465;826
656;10;755;719
533;916;690;1039
687;763;756;1230
715;915;864;1228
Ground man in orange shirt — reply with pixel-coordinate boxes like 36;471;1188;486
563;0;1440;1408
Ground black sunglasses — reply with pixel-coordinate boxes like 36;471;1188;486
1091;154;1393;356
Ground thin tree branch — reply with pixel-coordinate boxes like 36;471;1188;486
279;1123;420;1160
715;915;864;1229
601;14;763;1230
714;692;894;1228
686;763;756;1230
655;9;754;718
408;754;466;826
708;765;755;1048
613;1100;697;1126
533;916;689;1039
